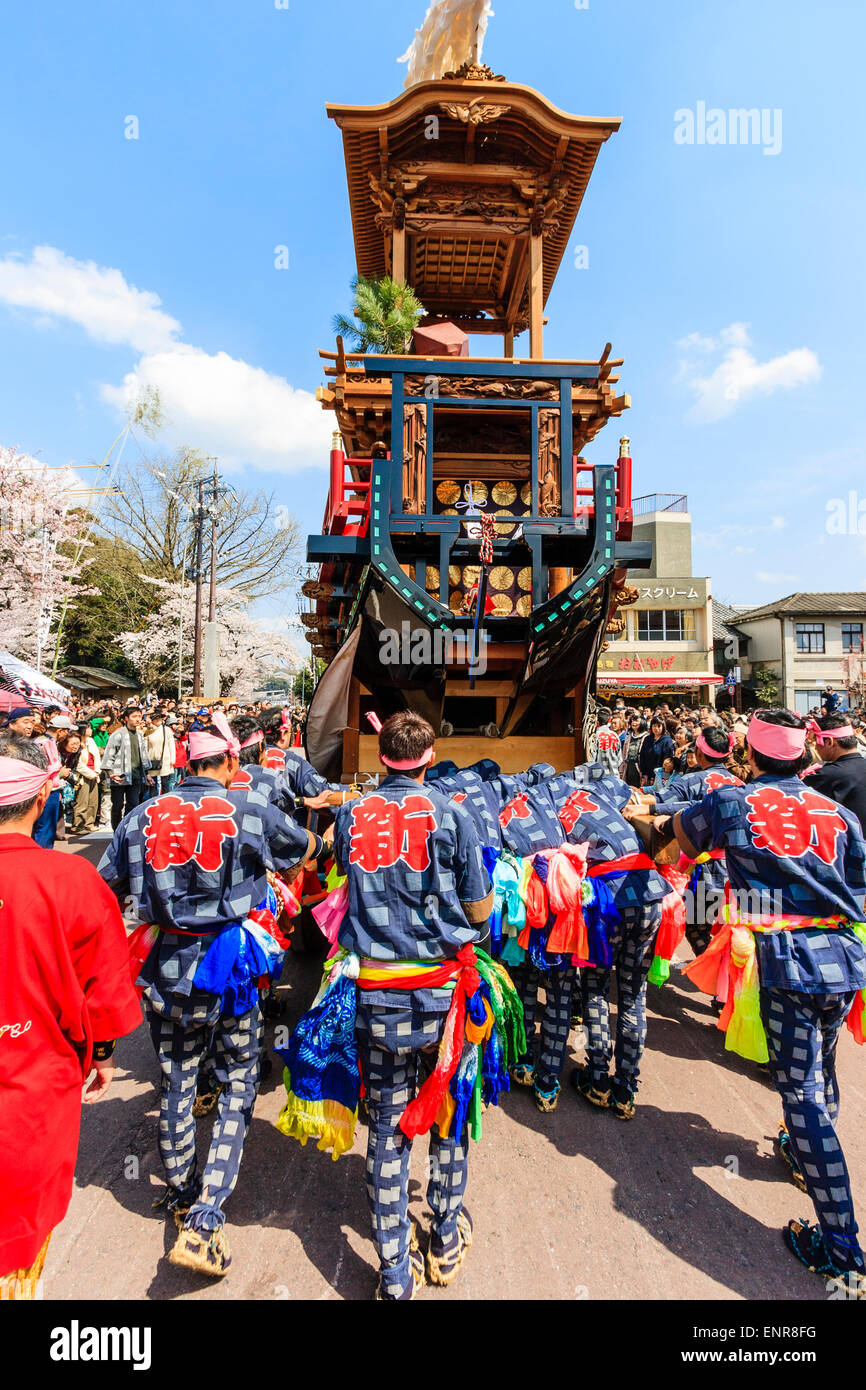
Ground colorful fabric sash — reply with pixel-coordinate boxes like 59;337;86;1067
126;883;292;1013
494;845;685;982
683;906;866;1062
590;853;687;986
274;945;526;1161
588;852;656;877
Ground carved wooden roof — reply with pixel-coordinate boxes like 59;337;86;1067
327;79;620;330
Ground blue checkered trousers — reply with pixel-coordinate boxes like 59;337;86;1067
146;987;263;1231
355;992;469;1297
98;777;316;1234
582;902;662;1089
762;986;864;1269
512;963;578;1089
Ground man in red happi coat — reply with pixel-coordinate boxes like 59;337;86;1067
0;734;141;1296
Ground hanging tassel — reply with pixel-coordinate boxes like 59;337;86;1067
127;921;159;997
723;926;769;1064
647;954;670;987
846;924;866;1044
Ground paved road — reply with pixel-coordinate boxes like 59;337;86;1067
44;831;865;1302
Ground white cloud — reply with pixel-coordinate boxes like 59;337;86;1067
0;244;333;473
694;515;787;550
101;346;332;473
0;245;180;353
755;571;799;584
677;323;821;422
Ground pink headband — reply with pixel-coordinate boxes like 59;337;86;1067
380;746;435;772
366;711;434;770
806;719;855;745
747;714;807;760
696;730;735;760
0;749;60;807
188;711;240;761
240;730;264;751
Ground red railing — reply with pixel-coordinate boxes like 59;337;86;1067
574;451;632;538
323;448;374;537
323;447;633;540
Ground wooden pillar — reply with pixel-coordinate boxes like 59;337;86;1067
342;676;360;778
573;679;586;766
549;568;570;599
504;329;514;359
392;225;407;284
529;231;544;359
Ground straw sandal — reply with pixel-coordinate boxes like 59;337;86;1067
783;1218;865;1299
570;1066;610;1110
427;1209;473;1287
168;1225;232;1277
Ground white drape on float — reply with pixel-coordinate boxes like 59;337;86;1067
399;0;494;88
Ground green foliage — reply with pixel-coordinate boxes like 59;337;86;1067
60;535;150;679
333;276;425;354
752;665;779;704
292;661;320;703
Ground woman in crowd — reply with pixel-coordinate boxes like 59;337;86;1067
638;715;675;786
672;725;690;773
620;714;647;788
70;724;102;835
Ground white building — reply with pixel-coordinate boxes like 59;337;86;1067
599;495;720;705
732;593;866;713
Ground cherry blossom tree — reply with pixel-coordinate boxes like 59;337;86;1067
0;447;94;668
116;577;301;699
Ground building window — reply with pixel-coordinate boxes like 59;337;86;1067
636;609;696;641
796;623;825;653
794;690;825;715
842;623;864;653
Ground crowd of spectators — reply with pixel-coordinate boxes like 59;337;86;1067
0;692;309;846
596;698;866;790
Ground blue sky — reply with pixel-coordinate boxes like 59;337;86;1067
1;0;864;633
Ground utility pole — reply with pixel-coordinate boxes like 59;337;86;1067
192;479;205;698
208;457;218;624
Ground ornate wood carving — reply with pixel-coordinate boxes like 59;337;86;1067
402;404;427;513
438;62;507;82
438;99;511;126
404;375;558;400
368;171;427;232
538;408;562;516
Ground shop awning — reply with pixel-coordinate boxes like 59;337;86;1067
597;673;723;687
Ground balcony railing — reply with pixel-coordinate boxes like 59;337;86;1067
632;493;688;516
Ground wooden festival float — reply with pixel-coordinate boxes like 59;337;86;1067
302;58;652;782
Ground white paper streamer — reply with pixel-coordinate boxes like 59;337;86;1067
398;0;494;89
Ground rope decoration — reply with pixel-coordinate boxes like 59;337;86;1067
479;513;495;567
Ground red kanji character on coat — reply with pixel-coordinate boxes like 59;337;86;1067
499;793;532;828
143;795;238;872
704;770;742;793
746;786;847;865
559;789;601;836
348;794;437;872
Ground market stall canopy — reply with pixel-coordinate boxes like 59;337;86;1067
0;651;72;709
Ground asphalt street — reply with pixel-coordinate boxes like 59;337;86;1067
43;831;865;1302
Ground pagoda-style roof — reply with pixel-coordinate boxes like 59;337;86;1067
327;70;620;348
